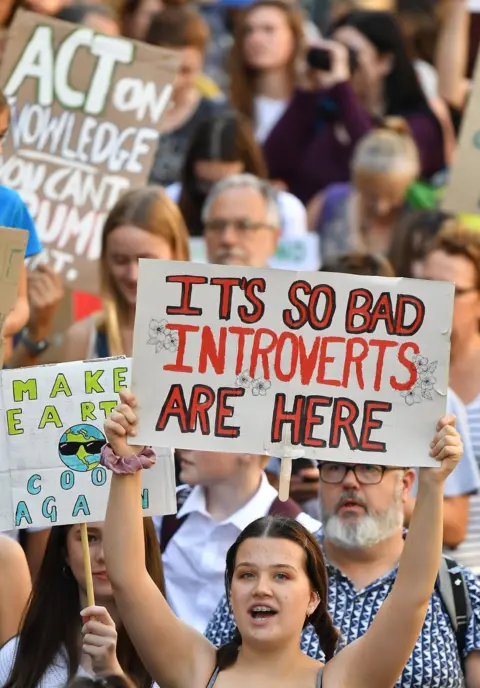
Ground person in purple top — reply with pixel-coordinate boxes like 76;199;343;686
259;9;445;204
229;0;371;204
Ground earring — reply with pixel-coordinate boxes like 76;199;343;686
62;564;72;578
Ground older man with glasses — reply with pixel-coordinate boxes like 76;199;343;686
202;173;281;268
206;455;480;687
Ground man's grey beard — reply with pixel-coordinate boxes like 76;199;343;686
321;482;404;549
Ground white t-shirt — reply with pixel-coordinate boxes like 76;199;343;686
253;96;289;145
166;182;308;239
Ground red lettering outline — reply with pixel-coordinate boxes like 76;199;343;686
166;275;207;316
215;387;245;437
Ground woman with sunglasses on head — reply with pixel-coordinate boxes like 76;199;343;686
0;520;164;687
100;388;462;688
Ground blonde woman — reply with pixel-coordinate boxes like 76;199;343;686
63;187;190;361
307;119;421;262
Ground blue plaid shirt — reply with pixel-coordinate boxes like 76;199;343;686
205;530;480;688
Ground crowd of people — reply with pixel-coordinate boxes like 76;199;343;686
0;0;480;686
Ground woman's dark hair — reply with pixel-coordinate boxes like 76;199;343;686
395;0;439;65
121;0;187;38
216;516;339;670
329;10;429;117
388;209;453;277
322;252;395;277
4;518;164;688
178;111;268;236
56;3;119;25
67;677;132;688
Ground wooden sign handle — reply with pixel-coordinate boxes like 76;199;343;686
278;457;293;502
80;522;96;608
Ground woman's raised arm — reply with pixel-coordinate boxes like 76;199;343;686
325;414;463;688
102;390;216;688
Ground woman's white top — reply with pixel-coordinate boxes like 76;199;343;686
0;637;91;687
414;60;439;100
0;637;161;688
166;182;308;239
253;96;289;144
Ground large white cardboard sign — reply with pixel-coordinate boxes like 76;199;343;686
131;260;454;467
0;10;178;292
0;356;176;531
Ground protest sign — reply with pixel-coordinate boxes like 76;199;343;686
0;226;29;367
0;356;177;531
131;260;454;468
442;48;480;214
189;235;321;272
0;10;179;292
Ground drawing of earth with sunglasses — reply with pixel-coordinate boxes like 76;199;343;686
58;424;107;472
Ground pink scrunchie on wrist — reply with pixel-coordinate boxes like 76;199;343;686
100;443;156;474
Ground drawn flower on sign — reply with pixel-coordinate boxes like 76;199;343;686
401;386;422;406
164;329;179;352
419;370;436;391
401;355;438;405
148;319;167;343
236;370;252;389
251;377;271;396
413;354;429;372
147;319;178;353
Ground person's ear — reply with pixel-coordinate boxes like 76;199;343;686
307;591;320;617
401;468;416;500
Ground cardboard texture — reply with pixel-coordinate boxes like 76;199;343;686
0;10;179;293
0;356;177;530
0;226;29;367
130;260;454;467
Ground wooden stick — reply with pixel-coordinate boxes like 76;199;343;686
80;522;95;608
278;456;293;502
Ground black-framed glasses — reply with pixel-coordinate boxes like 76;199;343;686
318;462;397;485
59;440;106;456
204;218;277;234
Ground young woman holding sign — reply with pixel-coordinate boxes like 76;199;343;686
100;389;463;688
0;519;163;688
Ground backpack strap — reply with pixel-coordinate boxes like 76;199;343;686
159;487;192;553
436;555;472;670
268;496;302;519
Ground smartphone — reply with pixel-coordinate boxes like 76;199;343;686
307;46;358;73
